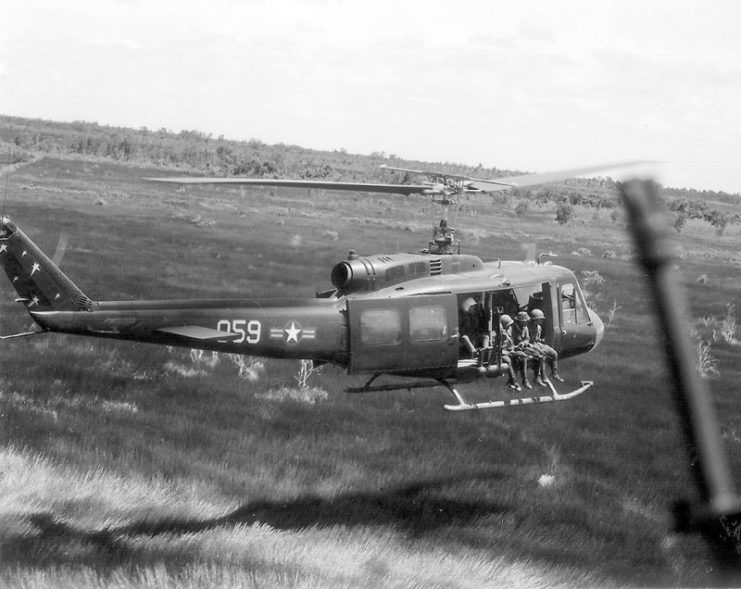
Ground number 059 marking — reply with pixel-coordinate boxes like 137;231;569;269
217;319;261;343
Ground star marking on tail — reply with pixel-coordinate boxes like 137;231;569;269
30;262;40;276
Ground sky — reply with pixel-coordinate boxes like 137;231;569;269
1;0;741;193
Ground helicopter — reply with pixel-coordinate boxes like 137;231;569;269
0;162;621;410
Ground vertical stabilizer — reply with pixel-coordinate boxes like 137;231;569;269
0;217;94;312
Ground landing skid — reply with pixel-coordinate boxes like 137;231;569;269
442;378;594;411
0;330;45;340
345;374;593;411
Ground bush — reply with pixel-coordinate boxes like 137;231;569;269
515;200;529;216
555;202;573;225
692;304;737;346
673;213;687;233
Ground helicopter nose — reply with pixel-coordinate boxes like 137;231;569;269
591;309;605;350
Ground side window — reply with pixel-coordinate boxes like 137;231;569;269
561;282;589;325
561;283;576;324
360;308;401;346
409;304;447;342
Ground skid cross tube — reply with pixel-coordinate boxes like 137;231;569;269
443;378;593;411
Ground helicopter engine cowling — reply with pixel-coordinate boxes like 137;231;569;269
330;251;485;294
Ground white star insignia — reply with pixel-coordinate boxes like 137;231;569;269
21;250;27;257
284;321;302;344
28;296;39;308
31;262;40;276
12;276;18;283
0;244;7;254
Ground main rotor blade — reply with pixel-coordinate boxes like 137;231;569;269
145;177;432;196
468;161;651;192
379;164;473;181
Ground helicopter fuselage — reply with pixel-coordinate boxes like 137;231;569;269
14;238;604;382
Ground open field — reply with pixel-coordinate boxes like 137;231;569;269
2;155;741;587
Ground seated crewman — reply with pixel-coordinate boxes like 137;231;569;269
491;322;520;392
500;314;532;389
512;311;546;388
530;309;564;382
459;297;485;359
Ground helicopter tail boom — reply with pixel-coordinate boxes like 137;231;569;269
0;217;95;315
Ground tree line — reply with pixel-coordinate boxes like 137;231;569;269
2;114;739;231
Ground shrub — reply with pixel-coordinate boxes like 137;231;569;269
515;200;529;216
694;338;719;378
580;270;605;304
555;202;573;225
693;304;737;346
673;213;687;233
606;299;620;326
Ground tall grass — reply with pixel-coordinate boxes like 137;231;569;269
1;156;739;586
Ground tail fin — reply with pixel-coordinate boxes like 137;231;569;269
0;217;95;312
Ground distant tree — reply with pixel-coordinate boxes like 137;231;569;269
706;210;730;236
674;212;688;233
555;202;573;225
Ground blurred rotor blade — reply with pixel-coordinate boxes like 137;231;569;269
379;164;474;181
51;232;69;266
468;161;653;192
145;177;433;196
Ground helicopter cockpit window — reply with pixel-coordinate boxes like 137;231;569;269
360;308;402;346
560;283;588;325
409;305;447;342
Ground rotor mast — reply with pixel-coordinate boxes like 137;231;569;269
428;185;463;255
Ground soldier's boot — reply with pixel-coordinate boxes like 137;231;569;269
532;360;546;386
505;364;520;391
550;359;565;382
508;383;522;392
519;358;531;388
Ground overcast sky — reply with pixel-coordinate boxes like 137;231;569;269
2;0;740;193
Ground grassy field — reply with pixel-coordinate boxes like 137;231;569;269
2;156;741;587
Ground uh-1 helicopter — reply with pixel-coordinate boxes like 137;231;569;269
0;162;621;410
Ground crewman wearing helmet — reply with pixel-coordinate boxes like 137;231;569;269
530;308;564;382
512;311;546;387
501;313;534;389
461;299;519;390
460;296;485;358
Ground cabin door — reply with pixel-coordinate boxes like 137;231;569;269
347;294;459;376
